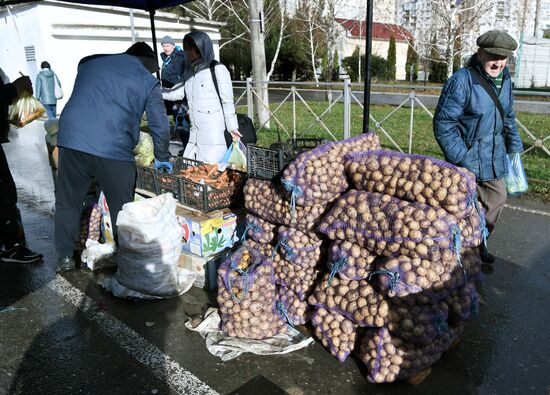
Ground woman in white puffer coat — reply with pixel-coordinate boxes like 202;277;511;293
162;31;241;164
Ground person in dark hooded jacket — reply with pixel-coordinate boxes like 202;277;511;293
433;30;524;264
35;61;62;119
0;68;43;264
54;42;172;272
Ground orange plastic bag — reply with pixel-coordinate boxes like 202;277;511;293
9;93;45;127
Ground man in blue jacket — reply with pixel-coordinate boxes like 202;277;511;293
55;42;172;272
434;30;524;263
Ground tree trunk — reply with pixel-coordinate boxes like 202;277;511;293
249;0;270;129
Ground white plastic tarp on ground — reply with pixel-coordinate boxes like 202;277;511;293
185;307;314;362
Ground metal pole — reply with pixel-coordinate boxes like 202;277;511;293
246;77;254;119
129;9;136;43
362;0;373;133
343;78;351;138
149;9;160;80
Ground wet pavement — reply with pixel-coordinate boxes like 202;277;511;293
1;120;549;395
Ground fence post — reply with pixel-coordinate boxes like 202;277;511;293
246;77;254;120
343;78;351;139
408;90;415;154
292;85;297;140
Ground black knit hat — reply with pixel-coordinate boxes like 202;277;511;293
477;30;518;58
125;42;159;73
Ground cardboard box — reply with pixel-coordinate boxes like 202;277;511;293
178;247;237;290
176;205;245;258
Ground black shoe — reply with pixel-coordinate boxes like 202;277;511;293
479;244;495;264
1;244;43;264
56;256;75;273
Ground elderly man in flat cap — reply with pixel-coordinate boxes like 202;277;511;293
433;30;524;264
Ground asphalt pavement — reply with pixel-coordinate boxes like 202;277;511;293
1;120;549;395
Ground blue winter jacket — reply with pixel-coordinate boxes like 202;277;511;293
35;69;58;105
433;55;523;182
57;53;170;162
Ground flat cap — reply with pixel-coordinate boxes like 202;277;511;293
477;30;518;57
160;35;176;46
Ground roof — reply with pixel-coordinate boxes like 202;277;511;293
335;18;412;42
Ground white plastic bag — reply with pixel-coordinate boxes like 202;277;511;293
504;153;528;196
105;193;196;299
220;141;247;172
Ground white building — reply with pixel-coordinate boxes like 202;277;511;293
0;0;223;113
335;19;413;80
335;0;397;24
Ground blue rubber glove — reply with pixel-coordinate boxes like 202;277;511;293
154;159;173;174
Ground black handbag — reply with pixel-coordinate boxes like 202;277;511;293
209;60;257;148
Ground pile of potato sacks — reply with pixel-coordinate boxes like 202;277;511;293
217;134;487;384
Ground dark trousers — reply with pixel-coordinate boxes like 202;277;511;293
164;100;190;150
54;148;136;258
477;178;507;234
0;144;25;248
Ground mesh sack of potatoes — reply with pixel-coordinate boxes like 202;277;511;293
308;273;389;328
370;255;465;305
276;286;311;326
242;239;275;259
244;213;277;244
78;203;101;249
276;225;325;267
344;150;478;220
318;190;461;261
244;178;334;233
360;324;463;383
217;247;286;339
462;247;484;283
444;281;479;324
273;252;321;300
327;240;377;281
387;302;450;346
457;204;487;248
312;305;359;362
281;132;381;207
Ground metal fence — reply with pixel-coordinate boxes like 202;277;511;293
233;79;550;159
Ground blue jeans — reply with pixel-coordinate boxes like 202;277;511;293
43;104;57;119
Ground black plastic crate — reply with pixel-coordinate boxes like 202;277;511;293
136;165;157;194
172;156;246;212
247;138;327;180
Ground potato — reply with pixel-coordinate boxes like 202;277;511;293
444;282;479;323
273;252;320;300
319;190;460;261
345;150;478;220
245;213;276;244
312;306;358;362
281;133;380;206
327;241;376;281
387;302;449;345
217;247;286;340
277;286;311;326
360;324;463;383
244;178;336;233
276;225;325;267
309;274;389;328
